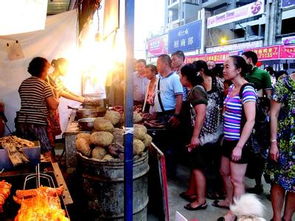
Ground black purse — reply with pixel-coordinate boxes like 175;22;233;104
239;83;255;150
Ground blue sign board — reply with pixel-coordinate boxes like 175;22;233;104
281;0;295;7
168;20;202;53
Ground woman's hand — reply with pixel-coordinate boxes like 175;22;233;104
231;146;242;162
186;136;200;152
269;142;279;162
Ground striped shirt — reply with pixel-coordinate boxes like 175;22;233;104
223;84;256;141
18;76;53;125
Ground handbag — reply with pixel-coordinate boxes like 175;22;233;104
239;83;256;150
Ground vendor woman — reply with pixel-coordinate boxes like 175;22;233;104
17;57;59;161
46;58;91;146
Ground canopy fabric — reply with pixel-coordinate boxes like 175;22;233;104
0;9;79;136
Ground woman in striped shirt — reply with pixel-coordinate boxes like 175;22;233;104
214;56;256;221
17;57;59;161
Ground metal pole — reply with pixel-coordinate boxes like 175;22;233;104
124;0;134;220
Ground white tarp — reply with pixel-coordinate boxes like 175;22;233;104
0;0;48;35
0;9;80;136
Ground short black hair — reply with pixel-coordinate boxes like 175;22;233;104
172;50;185;61
28;57;49;77
145;64;157;73
242;51;258;65
192;60;212;77
158;54;172;67
136;59;146;65
180;63;203;86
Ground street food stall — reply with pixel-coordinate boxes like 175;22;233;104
0;0;171;220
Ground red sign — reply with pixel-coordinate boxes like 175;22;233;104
247;46;280;60
147;35;168;57
184;45;295;64
280;45;295;59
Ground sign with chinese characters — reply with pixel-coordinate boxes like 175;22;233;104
185;45;295;64
147;35;168;57
207;0;265;29
206;40;263;53
281;0;295;8
186;51;232;64
168;20;202;53
244;46;280;60
280;45;295;59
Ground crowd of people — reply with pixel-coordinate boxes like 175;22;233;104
14;51;294;220
133;51;294;221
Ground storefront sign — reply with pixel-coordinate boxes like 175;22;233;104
280;45;295;59
243;46;280;60
281;0;295;8
186;51;231;64
282;36;295;45
206;40;263;53
168;20;201;53
147;35;168;57
185;45;295;65
207;0;265;29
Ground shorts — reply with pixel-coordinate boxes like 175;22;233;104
221;139;250;164
189;142;221;172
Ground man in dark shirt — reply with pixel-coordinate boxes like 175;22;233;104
242;51;272;194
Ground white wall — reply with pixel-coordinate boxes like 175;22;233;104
0;10;79;136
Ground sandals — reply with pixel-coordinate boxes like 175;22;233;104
179;192;197;202
212;200;230;209
184;202;207;211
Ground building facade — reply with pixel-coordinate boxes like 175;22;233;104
147;0;295;71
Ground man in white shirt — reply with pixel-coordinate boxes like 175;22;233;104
154;54;183;125
133;59;149;105
154;54;183;178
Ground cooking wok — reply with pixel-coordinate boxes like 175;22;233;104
78;118;96;131
68;106;106;119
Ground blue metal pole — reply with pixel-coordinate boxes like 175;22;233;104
124;0;134;220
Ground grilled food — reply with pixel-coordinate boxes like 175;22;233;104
13;186;69;221
0;180;12;213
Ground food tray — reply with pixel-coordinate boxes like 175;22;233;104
0;141;40;170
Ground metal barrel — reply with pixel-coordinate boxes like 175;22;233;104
77;151;149;221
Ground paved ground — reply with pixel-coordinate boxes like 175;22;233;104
166;164;274;221
55;144;289;221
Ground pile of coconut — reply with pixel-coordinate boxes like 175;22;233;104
75;110;152;161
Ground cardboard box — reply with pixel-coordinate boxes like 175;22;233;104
0;141;40;170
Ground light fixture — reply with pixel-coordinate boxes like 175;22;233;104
219;36;228;45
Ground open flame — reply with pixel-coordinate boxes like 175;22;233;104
60;19;126;96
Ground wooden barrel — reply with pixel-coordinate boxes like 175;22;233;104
77;151;149;221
